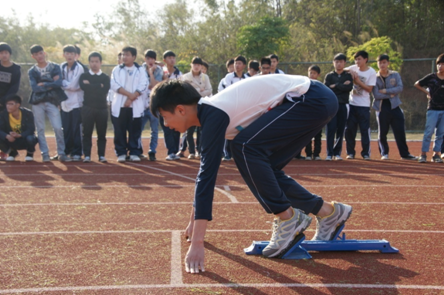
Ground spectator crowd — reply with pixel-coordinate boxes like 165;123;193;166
0;42;443;164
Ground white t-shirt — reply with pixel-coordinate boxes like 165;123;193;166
122;65;136;107
348;65;376;107
199;74;311;140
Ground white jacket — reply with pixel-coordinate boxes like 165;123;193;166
61;61;84;112
199;74;311;140
110;63;149;118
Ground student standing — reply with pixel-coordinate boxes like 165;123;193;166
217;59;234;92
269;54;285;74
110;46;148;162
220;55;247;161
180;57;212;159
414;53;444;163
60;45;85;161
150;75;352;273
28;44;70;162
324;53;354;161
0;95;38;162
373;54;417;161
345;50;377;160
74;45;89;72
0;43;21;112
161;50;182;161
305;65;323;160
141;49;164;161
0;42;21;160
79;52;110;163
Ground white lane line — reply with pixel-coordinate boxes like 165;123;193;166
0;283;443;293
2;201;444;207
1;229;444;236
0;184;443;189
170;231;183;286
223;185;239;203
130;163;239;203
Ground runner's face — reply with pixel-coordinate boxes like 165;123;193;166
159;107;188;133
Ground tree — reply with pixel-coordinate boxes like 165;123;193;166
237;16;289;60
347;36;403;71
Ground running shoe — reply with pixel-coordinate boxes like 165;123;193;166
418;155;426;163
334;155;343;161
72;155;82;162
314;156;322;161
346;154;354;159
166;153;180;161
83;156;91;163
99;156;108;163
42;155;50;162
381;155;389;160
311;202;352;241
363;155;371;160
6;156;15;162
25;156;34;162
129;155;141;162
148;152;156;161
325;156;332;161
117;155;126;163
262;208;312;258
188;154;196;159
58;154;72;162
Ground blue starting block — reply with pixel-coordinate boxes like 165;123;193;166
244;224;399;259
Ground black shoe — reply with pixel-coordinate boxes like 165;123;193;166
148;152;156;161
401;154;418;160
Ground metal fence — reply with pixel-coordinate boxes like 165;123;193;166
15;58;436;132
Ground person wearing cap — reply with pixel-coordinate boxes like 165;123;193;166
179;57;212;159
0;43;21;112
161;50;182;161
414;53;444;163
141;49;164;161
372;54;417;161
324;53;354;161
0;94;38;162
246;60;260;77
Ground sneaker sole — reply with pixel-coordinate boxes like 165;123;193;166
264;216;312;258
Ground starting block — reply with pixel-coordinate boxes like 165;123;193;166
244;224;399;259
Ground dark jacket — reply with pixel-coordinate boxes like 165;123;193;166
28;62;67;105
324;71;354;104
0;107;36;140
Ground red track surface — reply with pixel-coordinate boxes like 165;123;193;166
1;138;443;294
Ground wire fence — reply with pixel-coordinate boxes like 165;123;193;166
15;58;436;132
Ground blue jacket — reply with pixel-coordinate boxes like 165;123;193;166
372;70;403;112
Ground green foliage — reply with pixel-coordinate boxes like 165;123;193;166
347;36;403;71
237;17;289;60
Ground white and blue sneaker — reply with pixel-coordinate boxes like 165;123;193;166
262;208;312;258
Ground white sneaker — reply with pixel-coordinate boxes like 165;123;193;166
188;153;196;159
346;154;354;159
314;156;322;161
195;152;200;159
6;156;15;162
25;156;34;162
99;156;108;163
311;202;352;241
117;155;126;162
129;155;141;162
262;208;312;258
334;155;343;161
83;156;91;163
305;157;312;161
325;156;332;161
381;155;389;160
166;153;180;161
